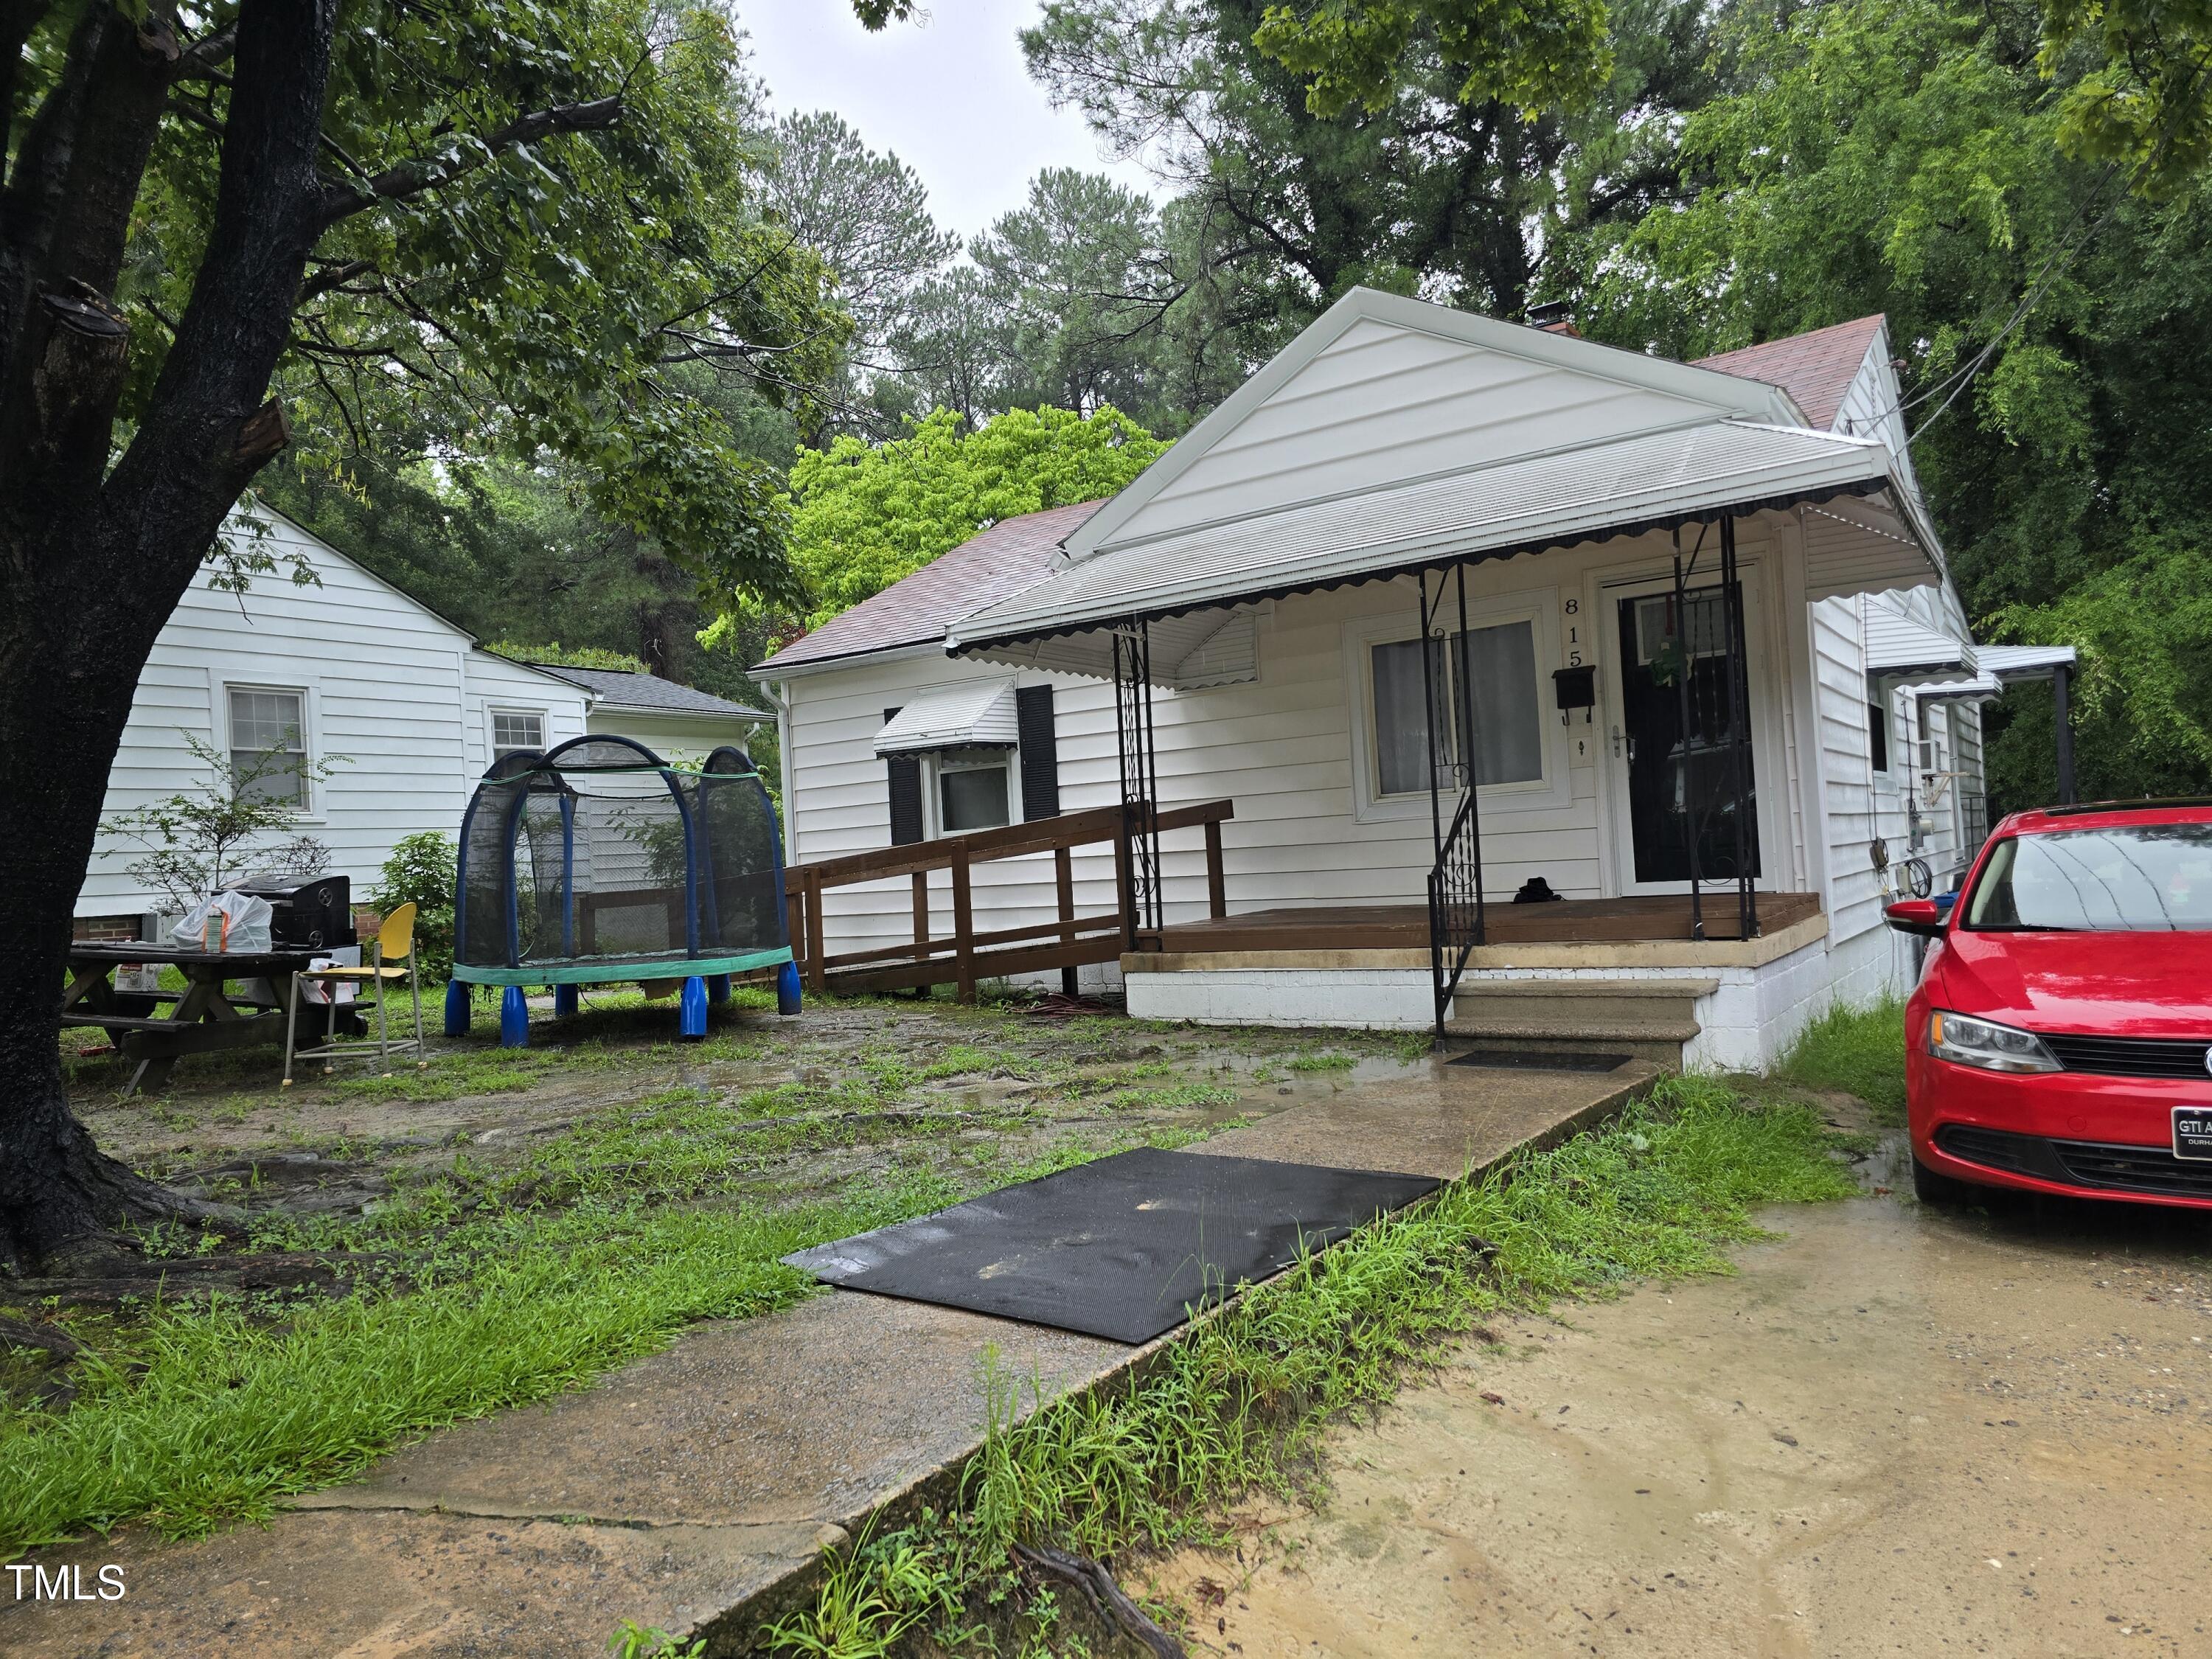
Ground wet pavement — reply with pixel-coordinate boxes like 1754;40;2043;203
1153;1142;2212;1658
3;1051;1654;1658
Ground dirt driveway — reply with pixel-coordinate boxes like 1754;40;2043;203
1155;1140;2212;1657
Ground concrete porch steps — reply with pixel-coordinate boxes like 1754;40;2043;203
1446;978;1719;1068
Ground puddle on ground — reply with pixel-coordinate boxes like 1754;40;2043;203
1151;1177;2212;1657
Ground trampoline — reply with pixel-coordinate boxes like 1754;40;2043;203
444;736;799;1046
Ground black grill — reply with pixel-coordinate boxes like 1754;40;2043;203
1935;1124;2037;1172
1935;1123;2212;1200
2055;1141;2212;1199
2041;1032;2212;1079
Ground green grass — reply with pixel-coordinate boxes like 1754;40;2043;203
1284;1050;1357;1072
762;1077;1855;1656
0;1193;937;1552
1775;996;1909;1125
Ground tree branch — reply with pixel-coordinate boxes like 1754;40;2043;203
314;94;624;229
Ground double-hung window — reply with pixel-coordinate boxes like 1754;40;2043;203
492;709;545;759
1369;617;1545;798
227;686;310;806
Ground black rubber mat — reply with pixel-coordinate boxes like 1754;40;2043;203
1449;1048;1632;1073
782;1147;1440;1345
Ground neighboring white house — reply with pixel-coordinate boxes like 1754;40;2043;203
753;292;2074;1067
78;509;768;933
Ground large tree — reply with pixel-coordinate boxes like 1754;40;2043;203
1023;0;1716;330
1575;0;2212;808
0;0;864;1273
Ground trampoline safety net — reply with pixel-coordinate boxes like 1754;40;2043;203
454;737;790;982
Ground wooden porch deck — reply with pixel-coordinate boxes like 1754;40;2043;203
1155;892;1822;954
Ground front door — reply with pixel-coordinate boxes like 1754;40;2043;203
1613;582;1762;885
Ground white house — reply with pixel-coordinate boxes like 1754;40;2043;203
78;509;769;935
752;293;2073;1067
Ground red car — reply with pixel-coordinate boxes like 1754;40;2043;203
1886;800;2212;1207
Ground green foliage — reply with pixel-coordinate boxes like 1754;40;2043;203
765;1078;1854;1655
768;406;1166;628
1575;0;2212;805
101;734;342;911
608;1620;707;1659
1775;998;1909;1127
372;832;459;983
2039;0;2212;192
484;641;650;673
1253;0;1611;120
109;0;852;619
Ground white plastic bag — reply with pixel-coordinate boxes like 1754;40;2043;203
300;947;361;1004
171;891;274;954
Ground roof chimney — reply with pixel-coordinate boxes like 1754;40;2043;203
1526;300;1579;335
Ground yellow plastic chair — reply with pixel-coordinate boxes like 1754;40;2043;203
284;902;428;1083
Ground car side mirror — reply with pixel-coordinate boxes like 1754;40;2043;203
1885;897;1946;938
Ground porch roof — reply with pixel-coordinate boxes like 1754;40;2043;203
946;420;1929;679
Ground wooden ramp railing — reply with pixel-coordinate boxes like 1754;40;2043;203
785;799;1233;1001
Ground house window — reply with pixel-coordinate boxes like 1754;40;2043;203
1868;701;1890;773
936;748;1012;832
227;686;309;806
492;709;545;758
1369;619;1544;797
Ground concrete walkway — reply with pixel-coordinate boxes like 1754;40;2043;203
6;1058;1652;1659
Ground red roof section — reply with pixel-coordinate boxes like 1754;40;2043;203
1692;315;1886;431
754;500;1102;673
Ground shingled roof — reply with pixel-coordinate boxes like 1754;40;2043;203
528;662;769;718
754;499;1102;674
1692;315;1887;431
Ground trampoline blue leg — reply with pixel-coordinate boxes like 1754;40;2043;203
444;979;471;1037
499;986;529;1048
552;983;580;1018
776;960;803;1018
706;973;731;1004
678;975;709;1040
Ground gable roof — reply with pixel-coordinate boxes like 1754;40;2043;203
1693;316;1886;431
751;500;1102;676
527;661;768;718
1065;288;1809;560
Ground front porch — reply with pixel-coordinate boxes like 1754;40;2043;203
1124;893;1835;1070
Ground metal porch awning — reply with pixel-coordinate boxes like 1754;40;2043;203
946;420;1932;678
873;681;1018;755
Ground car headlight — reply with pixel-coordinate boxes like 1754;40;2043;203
1928;1010;2062;1074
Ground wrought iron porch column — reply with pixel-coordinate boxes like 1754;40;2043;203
1111;621;1163;948
1719;516;1759;938
1672;540;1705;940
2053;661;2077;804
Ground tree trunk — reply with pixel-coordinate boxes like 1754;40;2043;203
0;0;341;1273
0;538;226;1273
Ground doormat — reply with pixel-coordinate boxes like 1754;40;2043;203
1449;1048;1633;1073
782;1147;1440;1345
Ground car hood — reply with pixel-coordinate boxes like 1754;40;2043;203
1937;929;2212;1036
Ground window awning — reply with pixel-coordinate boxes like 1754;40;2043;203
873;681;1019;756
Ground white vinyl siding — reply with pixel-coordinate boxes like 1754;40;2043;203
80;514;589;919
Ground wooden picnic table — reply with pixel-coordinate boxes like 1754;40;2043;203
61;942;324;1096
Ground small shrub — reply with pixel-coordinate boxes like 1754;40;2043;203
372;831;457;981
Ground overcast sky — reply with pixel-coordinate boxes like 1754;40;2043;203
739;0;1161;241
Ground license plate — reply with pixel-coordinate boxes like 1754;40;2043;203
2173;1107;2212;1161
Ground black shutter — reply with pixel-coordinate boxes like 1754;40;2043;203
885;706;924;845
1016;684;1060;820
1868;701;1888;773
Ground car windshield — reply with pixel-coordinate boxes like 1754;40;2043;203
1964;823;2212;931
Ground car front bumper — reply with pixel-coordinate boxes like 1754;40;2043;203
1909;1051;2212;1208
